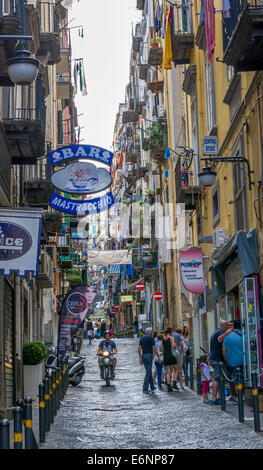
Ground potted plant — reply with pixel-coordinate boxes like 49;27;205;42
23;341;47;400
145;121;167;148
151;37;162;48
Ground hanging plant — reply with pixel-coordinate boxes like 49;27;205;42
145;121;167;147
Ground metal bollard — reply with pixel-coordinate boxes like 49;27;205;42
14;406;23;449
55;368;60;410
236;368;244;423
24;397;35;449
39;384;46;443
0;419;10;449
219;363;226;411
251;371;261;432
52;370;57;416
44;378;50;432
196;358;202;395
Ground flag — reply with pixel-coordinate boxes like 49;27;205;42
163;6;173;70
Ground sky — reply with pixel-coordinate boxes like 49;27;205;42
67;0;142;152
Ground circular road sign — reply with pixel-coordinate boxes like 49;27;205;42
153;291;163;301
136;281;144;291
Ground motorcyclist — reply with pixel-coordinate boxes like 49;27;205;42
86;318;94;344
97;331;118;377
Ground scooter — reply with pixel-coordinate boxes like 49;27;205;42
99;351;115;387
45;345;85;387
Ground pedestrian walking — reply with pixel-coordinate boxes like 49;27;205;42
209;320;233;405
154;333;164;390
133;315;139;338
161;327;178;392
173;328;185;390
222;319;244;400
100;320;106;338
86;318;94;344
199;354;211;403
138;327;160;395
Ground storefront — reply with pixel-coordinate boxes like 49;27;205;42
210;228;263;388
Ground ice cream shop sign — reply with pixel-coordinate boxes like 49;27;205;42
179;249;205;294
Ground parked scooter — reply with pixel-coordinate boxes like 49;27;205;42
45;343;85;387
98;351;115;387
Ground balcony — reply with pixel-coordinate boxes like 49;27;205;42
223;0;263;71
57;71;73;100
0;0;27;86
148;46;163;66
59;255;73;270
2;75;46;164
175;155;201;210
37;1;60;65
43;210;63;234
171;32;194;65
23;156;53;205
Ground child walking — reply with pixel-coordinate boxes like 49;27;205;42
199;354;211;404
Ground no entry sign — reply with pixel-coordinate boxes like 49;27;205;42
136;282;144;291
153;291;163;301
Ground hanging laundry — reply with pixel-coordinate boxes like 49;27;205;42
82;64;87;96
222;0;231;18
163;5;173;70
205;0;216;65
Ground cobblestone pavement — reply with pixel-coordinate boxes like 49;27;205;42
40;338;263;450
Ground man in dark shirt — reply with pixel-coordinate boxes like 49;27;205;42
209;320;233;404
138;327;159;394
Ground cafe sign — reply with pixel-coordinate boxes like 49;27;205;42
51;161;112;195
49;144;113;167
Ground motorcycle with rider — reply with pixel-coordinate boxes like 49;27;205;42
97;331;118;386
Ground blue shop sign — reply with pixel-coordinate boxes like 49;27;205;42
49;144;113;167
49;191;115;215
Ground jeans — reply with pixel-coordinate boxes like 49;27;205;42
142;353;154;392
155;361;164;387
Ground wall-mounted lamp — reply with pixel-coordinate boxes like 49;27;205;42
199;156;254;190
0;36;39;85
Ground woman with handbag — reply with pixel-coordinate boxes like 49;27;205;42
161;327;178;392
154;333;164;390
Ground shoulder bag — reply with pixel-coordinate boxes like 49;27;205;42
170;337;179;360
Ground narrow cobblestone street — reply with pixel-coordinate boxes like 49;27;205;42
40;338;263;450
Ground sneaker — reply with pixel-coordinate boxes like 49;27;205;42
203;399;210;404
151;387;156;392
210;399;221;405
180;385;185;390
172;382;180;391
143;390;152;395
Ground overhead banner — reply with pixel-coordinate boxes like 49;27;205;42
57;285;96;364
49;144;113;167
51;161;112;195
49;191;114;215
179;248;205;294
0;208;42;277
88;250;132;265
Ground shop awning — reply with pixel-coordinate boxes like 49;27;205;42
210;228;259;298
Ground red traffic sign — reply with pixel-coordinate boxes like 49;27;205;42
114;305;120;309
153;291;163;301
136;282;144;291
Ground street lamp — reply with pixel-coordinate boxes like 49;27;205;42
199;156;255;190
0;36;39;85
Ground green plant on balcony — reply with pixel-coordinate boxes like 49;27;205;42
145;121;167;148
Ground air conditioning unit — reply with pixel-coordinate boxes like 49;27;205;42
38;251;54;288
212;228;227;250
